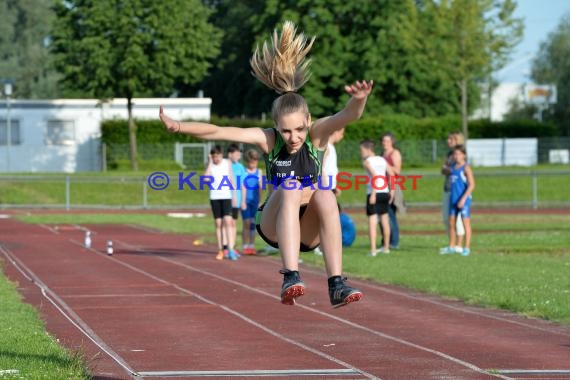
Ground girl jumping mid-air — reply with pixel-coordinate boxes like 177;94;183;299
159;21;373;307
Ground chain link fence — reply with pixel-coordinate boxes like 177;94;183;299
1;169;568;210
104;137;570;169
0;137;567;209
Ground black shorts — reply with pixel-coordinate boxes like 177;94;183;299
255;202;317;252
366;193;390;216
231;207;240;220
210;199;232;219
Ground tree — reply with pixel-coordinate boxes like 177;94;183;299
200;0;269;118
503;97;539;121
0;0;60;98
50;0;222;170
421;0;523;138
203;0;521;122
531;12;570;135
205;0;438;118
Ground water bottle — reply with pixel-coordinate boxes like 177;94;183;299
84;231;92;248
106;240;114;255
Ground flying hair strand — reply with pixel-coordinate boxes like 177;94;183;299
250;21;315;94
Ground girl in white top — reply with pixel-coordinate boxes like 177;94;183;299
360;140;395;255
205;146;238;260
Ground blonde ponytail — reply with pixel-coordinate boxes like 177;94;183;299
250;21;315;124
250;21;315;94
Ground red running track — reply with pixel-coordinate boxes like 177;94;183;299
1;218;569;380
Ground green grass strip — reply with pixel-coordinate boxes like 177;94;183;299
0;264;90;379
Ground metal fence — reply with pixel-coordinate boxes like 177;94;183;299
1;170;568;210
104;137;570;170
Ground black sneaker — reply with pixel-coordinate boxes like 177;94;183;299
279;269;305;305
328;276;363;308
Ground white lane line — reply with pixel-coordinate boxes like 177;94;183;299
38;223;60;234
137;369;360;377
494;369;570;374
62;293;182;298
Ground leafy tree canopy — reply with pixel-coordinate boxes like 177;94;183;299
0;0;59;98
51;0;222;99
202;0;522;121
531;12;570;135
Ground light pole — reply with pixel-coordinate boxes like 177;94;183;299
4;81;12;172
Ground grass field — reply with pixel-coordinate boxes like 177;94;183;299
0;165;568;208
0;266;90;379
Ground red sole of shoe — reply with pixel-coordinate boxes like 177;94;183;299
281;285;305;305
333;292;363;308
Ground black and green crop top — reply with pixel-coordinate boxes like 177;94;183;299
264;128;323;185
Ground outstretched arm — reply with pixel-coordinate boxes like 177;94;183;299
310;80;373;148
160;106;271;152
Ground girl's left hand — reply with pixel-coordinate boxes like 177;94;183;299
344;80;374;100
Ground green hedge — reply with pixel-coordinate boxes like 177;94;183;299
469;119;557;138
101;115;557;145
342;115;557;141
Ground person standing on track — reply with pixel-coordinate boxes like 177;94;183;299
242;149;263;255
360;140;395;256
159;21;373;308
380;132;403;250
205;146;238;261
440;132;466;254
444;145;475;256
227;143;247;256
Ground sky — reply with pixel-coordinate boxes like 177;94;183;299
496;0;570;83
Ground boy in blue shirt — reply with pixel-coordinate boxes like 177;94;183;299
227;144;247;256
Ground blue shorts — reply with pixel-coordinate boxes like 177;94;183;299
242;201;258;219
450;198;471;218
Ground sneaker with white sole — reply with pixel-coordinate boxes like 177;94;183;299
377;247;390;255
461;248;471;256
439;246;455;255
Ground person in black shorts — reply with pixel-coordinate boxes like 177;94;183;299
205;146;238;261
360;140;395;256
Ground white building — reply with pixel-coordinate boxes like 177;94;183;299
473;82;525;121
0;98;211;173
473;82;556;122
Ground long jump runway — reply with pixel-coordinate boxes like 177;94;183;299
1;218;569;380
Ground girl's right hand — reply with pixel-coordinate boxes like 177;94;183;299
159;106;180;133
